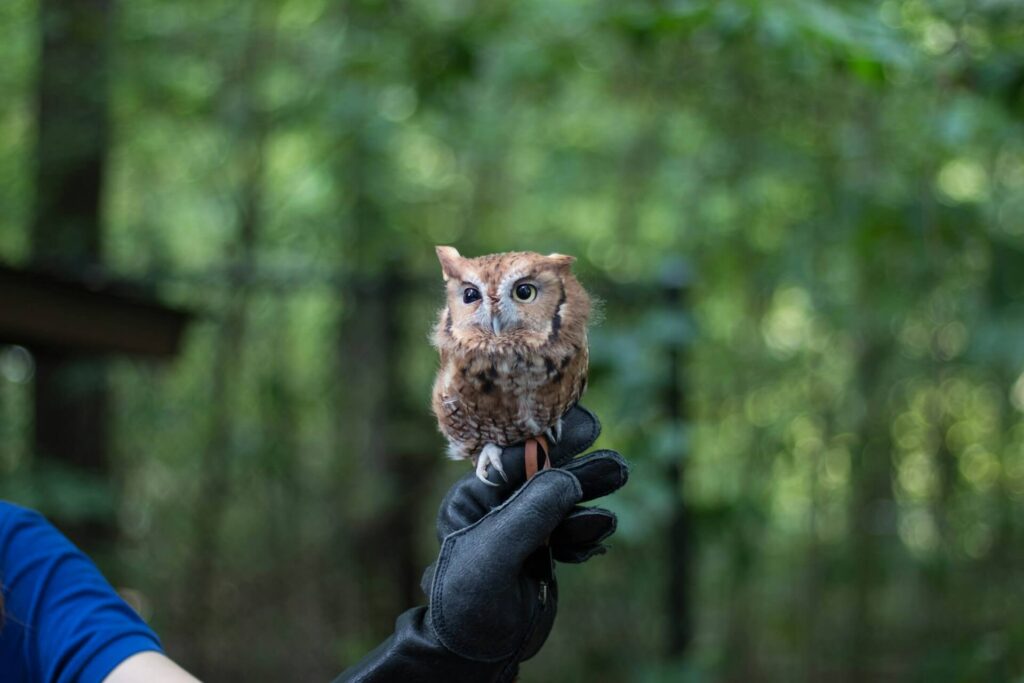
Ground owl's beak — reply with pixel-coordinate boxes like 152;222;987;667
488;297;505;334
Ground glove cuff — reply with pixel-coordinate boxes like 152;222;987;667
333;607;520;683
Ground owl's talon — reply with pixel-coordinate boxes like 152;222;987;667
545;418;564;445
476;470;500;487
476;444;506;486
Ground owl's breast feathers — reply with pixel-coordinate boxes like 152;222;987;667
432;342;588;459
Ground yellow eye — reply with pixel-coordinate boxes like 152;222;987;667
513;283;537;302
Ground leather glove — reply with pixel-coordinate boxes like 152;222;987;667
334;405;629;683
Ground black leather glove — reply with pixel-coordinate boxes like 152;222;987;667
334;405;629;683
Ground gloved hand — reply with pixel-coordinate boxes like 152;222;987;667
334;405;629;683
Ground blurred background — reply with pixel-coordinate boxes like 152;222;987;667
2;0;1024;680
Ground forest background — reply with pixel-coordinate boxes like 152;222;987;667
2;0;1024;681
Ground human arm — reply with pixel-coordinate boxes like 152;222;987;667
334;406;629;682
0;502;198;683
103;651;200;683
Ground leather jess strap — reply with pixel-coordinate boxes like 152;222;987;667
524;435;551;480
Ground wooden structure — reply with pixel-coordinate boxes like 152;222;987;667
0;262;191;548
0;264;190;357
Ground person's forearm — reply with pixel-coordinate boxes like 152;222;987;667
103;651;202;683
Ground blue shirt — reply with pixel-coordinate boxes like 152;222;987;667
0;502;162;683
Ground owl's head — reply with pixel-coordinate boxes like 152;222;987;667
433;246;590;351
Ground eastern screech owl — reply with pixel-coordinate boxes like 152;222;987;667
431;246;591;484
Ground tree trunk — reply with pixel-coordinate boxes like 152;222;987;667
186;186;260;677
32;0;111;268
847;337;891;683
326;121;436;647
663;276;693;658
30;0;114;552
184;11;270;674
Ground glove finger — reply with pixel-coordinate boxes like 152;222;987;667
476;403;602;488
436;473;494;540
552;542;608;564
438;450;626;542
549;405;602;466
436;445;530;539
435;407;615;538
550;506;617;549
489;469;582;562
563;449;630;503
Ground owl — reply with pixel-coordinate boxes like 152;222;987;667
431;246;591;484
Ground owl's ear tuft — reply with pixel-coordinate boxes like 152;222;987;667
435;246;463;281
545;253;576;271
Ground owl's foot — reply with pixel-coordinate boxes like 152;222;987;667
475;443;506;486
544;418;564;445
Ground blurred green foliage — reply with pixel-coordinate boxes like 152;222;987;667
3;0;1024;680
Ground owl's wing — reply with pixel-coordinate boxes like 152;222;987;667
565;343;589;411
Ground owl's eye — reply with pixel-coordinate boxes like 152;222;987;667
513;283;537;302
463;287;481;304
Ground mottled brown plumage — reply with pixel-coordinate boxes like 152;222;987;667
430;246;591;483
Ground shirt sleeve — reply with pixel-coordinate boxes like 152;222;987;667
0;501;163;683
